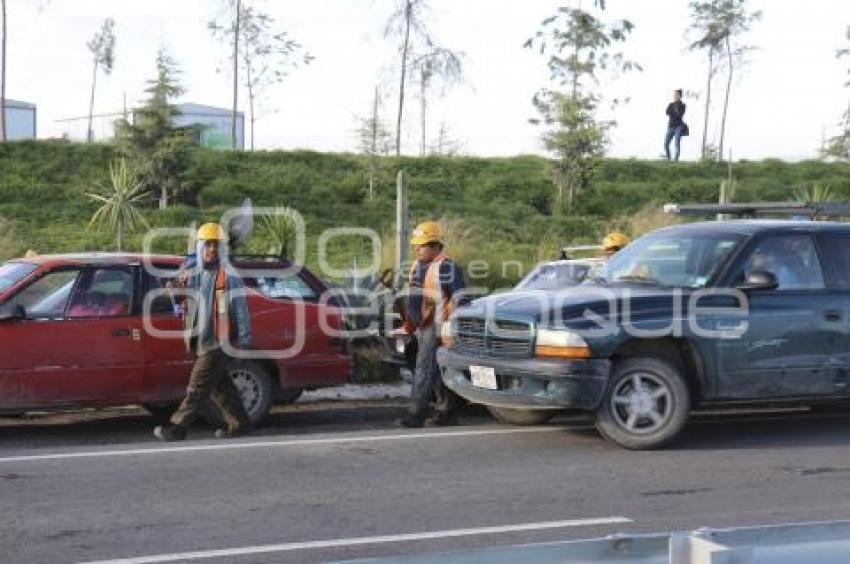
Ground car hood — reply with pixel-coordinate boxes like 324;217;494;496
459;284;692;325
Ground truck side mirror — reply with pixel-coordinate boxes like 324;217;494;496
737;271;779;292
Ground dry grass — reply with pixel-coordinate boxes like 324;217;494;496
605;202;681;241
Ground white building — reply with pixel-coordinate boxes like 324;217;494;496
3;99;36;140
55;102;244;149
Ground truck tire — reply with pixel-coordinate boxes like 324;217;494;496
487;406;557;426
595;356;690;450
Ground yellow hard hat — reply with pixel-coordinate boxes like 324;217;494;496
197;222;227;242
410;221;442;246
603;231;629;250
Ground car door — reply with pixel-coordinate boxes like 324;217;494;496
712;233;841;399
0;265;146;408
814;231;850;396
140;268;194;401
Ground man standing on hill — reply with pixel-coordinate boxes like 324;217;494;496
154;222;253;441
664;89;687;161
397;221;466;428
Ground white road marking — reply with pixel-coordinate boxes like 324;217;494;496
79;517;632;563
0;426;584;464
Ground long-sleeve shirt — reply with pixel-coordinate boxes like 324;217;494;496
406;259;466;328
666;101;686;128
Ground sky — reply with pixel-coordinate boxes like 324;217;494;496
8;0;850;160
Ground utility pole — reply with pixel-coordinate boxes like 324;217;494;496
395;169;409;290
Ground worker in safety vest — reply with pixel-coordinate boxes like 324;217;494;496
154;222;253;441
397;221;466;428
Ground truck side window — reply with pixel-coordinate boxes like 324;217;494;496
739;235;824;290
818;233;850;289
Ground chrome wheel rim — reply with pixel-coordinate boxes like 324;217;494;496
230;368;261;417
610;372;672;435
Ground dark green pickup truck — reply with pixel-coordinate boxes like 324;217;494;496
438;220;850;449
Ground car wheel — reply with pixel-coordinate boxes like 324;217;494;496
278;387;304;404
228;360;274;425
595;356;690;450
487;406;558;426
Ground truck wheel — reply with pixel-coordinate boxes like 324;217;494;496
595;356;690;450
487;406;557;426
229;360;274;424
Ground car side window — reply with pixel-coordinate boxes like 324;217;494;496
144;269;180;315
738;235;824;290
818;234;850;289
252;274;317;300
8;269;81;318
67;268;134;318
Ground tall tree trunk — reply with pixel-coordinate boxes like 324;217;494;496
246;61;254;151
87;59;98;143
719;36;733;163
394;0;411;156
231;0;241;150
420;71;426;156
701;49;713;160
369;86;378;199
0;0;7;143
159;185;168;210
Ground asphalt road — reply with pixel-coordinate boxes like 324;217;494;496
2;402;850;564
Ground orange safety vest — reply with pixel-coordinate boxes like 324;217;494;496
407;254;454;329
212;268;230;344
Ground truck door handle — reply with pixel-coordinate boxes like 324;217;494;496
111;328;130;337
824;310;843;322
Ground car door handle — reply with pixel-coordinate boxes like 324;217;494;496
824;310;843;322
111;328;131;337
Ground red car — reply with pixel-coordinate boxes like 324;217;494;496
0;253;352;423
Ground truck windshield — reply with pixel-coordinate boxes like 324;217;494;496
0;262;37;293
515;262;593;291
599;231;743;288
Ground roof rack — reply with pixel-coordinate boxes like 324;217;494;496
557;244;602;260
663;202;850;218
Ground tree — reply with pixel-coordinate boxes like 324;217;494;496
87;159;149;251
525;2;639;210
688;2;726;160
355;86;393;199
824;25;850;160
411;46;463;156
430;122;463;156
115;48;197;209
384;0;433;156
209;3;312;150
86;18;116;143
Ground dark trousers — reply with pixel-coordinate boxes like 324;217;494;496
664;125;684;161
409;325;462;419
171;349;250;432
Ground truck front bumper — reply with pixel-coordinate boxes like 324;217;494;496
437;347;611;411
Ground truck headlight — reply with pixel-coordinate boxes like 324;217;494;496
440;321;454;347
535;328;590;358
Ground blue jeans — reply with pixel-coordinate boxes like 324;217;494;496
409;325;461;419
664;125;684;161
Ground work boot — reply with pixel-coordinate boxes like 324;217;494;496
428;412;459;427
213;425;252;439
153;424;186;442
396;414;425;428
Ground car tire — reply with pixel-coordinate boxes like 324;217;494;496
595;356;690;450
487;406;558;426
277;387;304;404
202;360;275;427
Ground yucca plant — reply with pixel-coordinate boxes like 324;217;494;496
260;206;299;257
87;159;150;251
795;183;834;203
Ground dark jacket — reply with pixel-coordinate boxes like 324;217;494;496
666;101;686;128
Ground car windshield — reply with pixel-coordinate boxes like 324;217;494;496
596;230;743;288
515;262;592;291
0;262;37;293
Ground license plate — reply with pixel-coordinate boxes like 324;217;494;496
469;365;497;390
